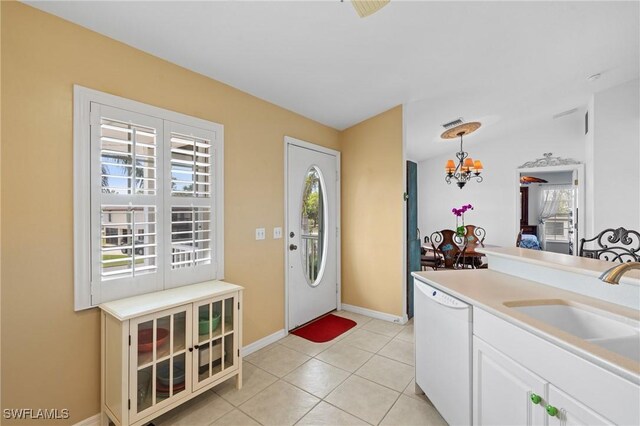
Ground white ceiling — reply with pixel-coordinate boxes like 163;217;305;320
26;1;639;160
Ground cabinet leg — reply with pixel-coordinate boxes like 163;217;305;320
236;369;243;390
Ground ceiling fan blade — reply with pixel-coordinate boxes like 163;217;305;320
351;0;390;18
520;176;549;184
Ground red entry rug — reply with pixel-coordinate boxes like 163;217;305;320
291;314;357;343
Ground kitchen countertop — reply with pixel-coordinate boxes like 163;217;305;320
412;268;640;384
478;247;640;285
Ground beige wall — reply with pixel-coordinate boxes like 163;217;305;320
0;2;340;422
340;106;405;317
0;0;3;413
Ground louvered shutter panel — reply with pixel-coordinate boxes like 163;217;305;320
164;121;217;287
90;103;164;303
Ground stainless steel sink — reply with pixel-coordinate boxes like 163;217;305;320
504;300;640;362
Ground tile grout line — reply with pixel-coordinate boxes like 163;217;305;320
232;379;281;426
222;315;416;426
166;313;416;426
376;389;405;426
320;398;376;425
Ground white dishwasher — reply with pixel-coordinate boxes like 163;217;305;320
415;278;472;426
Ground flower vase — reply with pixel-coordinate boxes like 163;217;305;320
456;216;465;237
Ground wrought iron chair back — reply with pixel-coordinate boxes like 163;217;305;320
457;225;486;268
420;237;443;271
578;227;640;263
431;230;466;269
464;225;486;249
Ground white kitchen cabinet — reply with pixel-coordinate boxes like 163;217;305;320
100;281;243;426
473;308;637;426
473;337;547;426
474;336;617;426
546;384;613;425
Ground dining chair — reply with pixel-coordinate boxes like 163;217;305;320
420;242;443;271
431;230;466;269
465;225;486;246
579;227;640;263
459;225;486;268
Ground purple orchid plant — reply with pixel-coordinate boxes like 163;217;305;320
452;204;474;236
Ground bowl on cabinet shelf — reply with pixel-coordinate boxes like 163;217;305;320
199;313;221;335
138;328;169;353
156;358;186;386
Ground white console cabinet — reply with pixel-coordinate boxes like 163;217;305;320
99;281;243;426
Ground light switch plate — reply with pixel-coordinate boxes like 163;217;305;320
255;228;266;240
273;227;282;239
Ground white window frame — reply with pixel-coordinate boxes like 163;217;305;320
74;86;224;310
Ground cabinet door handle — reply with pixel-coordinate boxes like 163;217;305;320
530;393;541;405
194;344;200;350
545;405;558;417
188;347;193;352
289;244;298;251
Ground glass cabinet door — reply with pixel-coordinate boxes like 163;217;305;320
192;294;238;390
131;305;191;420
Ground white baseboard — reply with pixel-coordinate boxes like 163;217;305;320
341;303;408;325
74;413;101;426
241;328;287;357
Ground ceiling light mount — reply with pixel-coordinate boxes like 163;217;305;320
348;0;390;18
440;121;481;139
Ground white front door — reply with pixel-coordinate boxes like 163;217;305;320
286;139;338;330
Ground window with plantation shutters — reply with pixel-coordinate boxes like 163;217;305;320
74;86;224;310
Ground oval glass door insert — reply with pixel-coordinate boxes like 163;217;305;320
300;166;326;286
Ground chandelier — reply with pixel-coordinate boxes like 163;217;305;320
442;122;484;189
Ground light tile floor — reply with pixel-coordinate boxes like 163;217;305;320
152;311;447;426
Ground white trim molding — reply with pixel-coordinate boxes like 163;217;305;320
518;152;582;168
73;414;101;426
341;303;408;325
241;329;287;357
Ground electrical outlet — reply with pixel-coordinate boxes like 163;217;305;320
255;228;266;240
273;227;282;239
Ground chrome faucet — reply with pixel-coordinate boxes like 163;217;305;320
599;262;640;285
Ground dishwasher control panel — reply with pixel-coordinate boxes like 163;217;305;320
418;281;468;309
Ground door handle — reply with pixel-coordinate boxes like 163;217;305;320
289;244;298;251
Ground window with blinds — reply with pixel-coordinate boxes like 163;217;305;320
170;207;212;269
170;132;211;198
74;87;223;310
100;117;157;195
100;205;157;280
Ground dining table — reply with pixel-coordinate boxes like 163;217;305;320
422;242;501;270
456;243;500;269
